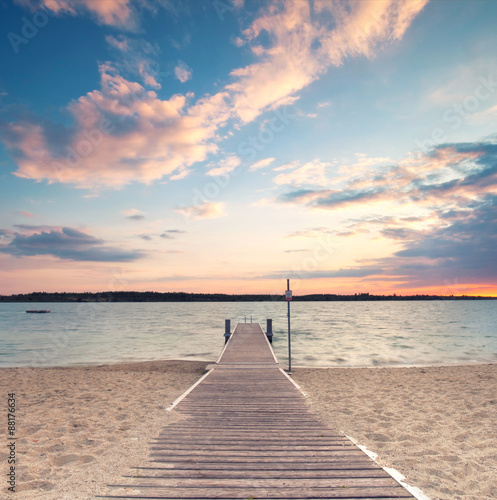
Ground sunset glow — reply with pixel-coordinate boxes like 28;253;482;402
1;0;496;296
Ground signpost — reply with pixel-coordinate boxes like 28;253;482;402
286;279;292;374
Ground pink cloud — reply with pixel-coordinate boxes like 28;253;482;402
227;0;429;123
15;0;136;28
5;65;226;188
274;160;333;187
4;1;428;189
278;142;497;212
206;155;241;176
174;61;192;83
175;202;226;220
249;157;275;171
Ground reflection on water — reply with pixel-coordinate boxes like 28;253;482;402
0;301;496;368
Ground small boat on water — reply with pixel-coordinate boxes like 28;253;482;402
26;310;51;313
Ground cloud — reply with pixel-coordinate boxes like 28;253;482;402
3;1;427;189
206;155;241;176
366;196;497;287
278;140;497;210
105;35;161;89
256;267;384;280
14;0;138;29
274;159;333;187
227;0;428;123
0;226;144;262
160;229;186;239
1;64;227;188
175;202;225;220
249;157;275;171
137;229;186;240
285;227;333;238
174;61;192;83
121;208;145;220
273;160;299;172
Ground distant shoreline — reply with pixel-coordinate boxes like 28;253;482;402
0;291;496;302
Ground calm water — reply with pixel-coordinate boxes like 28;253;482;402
0;301;496;368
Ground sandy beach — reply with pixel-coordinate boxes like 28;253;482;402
1;361;496;499
1;361;207;499
293;364;497;500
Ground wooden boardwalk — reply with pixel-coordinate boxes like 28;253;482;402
99;323;415;499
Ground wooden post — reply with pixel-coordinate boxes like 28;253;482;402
224;319;231;344
287;279;292;374
266;319;273;344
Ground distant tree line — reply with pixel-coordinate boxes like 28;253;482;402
0;291;495;302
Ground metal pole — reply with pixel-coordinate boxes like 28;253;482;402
287;278;292;374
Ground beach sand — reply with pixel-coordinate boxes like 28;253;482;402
1;361;496;499
293;364;497;500
1;361;207;499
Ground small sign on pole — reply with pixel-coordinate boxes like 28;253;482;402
285;290;292;301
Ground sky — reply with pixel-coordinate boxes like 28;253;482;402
0;0;496;296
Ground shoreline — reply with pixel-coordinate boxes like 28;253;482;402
3;358;497;370
1;361;496;499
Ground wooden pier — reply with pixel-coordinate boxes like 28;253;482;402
99;323;416;499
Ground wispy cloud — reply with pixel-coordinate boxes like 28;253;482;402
3;1;428;189
285;227;333;238
160;229;186;239
16;211;37;218
274;159;333;187
358;195;497;288
14;0;139;29
0;226;144;262
105;35;161;89
206;155;240;176
121;208;145;220
174;60;192;83
249;157;275;171
278;140;497;211
175;202;226;220
227;0;428;123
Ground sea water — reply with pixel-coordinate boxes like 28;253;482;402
0;301;496;368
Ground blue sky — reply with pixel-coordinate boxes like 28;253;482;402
1;0;496;295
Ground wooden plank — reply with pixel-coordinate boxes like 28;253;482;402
123;470;391;479
109;478;402;488
98;323;415;500
101;484;413;498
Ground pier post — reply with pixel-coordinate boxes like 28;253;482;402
266;319;273;344
224;319;231;344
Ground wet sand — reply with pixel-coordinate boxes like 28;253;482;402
1;361;496;499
